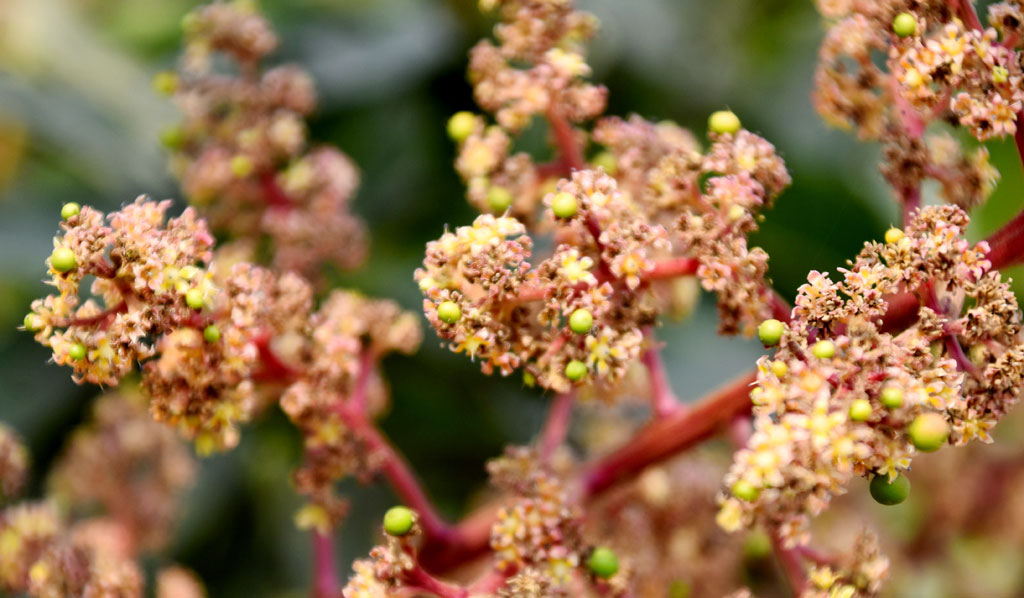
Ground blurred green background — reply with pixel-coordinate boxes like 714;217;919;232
1;0;1023;595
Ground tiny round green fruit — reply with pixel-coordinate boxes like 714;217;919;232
23;314;43;332
68;342;87;361
50;247;77;273
160;126;185;150
757;319;784;346
203;324;221;343
152;71;179;96
848;399;872;422
565;360;588;382
61;203;80;220
185;288;205;310
437;301;462;324
591;151;617;175
383;506;415;536
880;386;904;409
731;480;760;502
230;155;254;178
892;12;917;38
568;308;594;334
908;412;949;452
551;192;578;219
447;111;476;143
812;339;835;359
486;186;513;213
587;546;619;579
708;110;741;135
869;473;910;505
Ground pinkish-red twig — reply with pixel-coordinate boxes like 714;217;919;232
51;301;127;329
646;257;700;279
402;562;468;598
772;534;807;596
336;400;454;544
539;391;574;461
260;172;294;210
252;332;302;382
954;0;983;31
641;327;681;418
312;532;339;598
349;348;375;415
546;106;585;172
581;369;756;497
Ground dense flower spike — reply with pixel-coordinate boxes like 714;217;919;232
812;0;1013;213
27;197;216;387
800;532;889;598
166;0;367;277
421;153;790;391
49;392;196;552
718;205;1024;546
488;447;582;580
0;501;144;598
20;0;1024;596
0;424;28;501
442;0;791;345
281;291;420;527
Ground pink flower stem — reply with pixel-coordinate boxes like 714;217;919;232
924;284;980;378
546;106;585;172
645;257;700;279
772;534;807;596
581;369;757;496
797;545;837;566
260;172;294;210
985;208;1024;270
402;563;468;598
954;0;983;31
336;402;454;544
252;332;301;382
52;300;127;328
1014;112;1024;172
468;568;513;594
640;327;681;418
349;347;374;415
311;531;338;598
539;391;574;461
770;289;794;323
422;369;758;573
900;185;921;227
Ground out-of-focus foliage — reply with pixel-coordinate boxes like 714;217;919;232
2;0;1023;596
